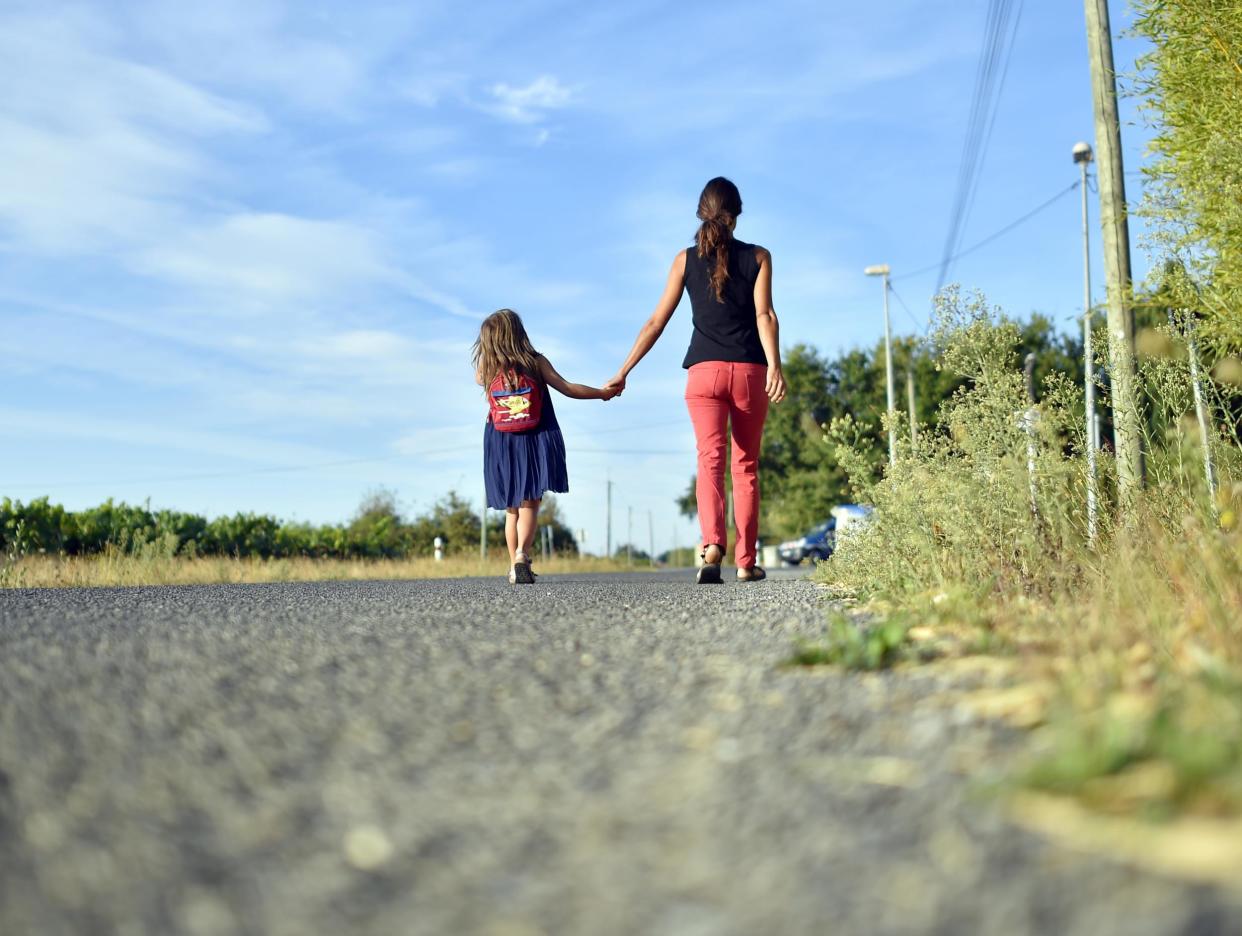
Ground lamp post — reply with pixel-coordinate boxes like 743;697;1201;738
865;264;897;467
1073;141;1099;542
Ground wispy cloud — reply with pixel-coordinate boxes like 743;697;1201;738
486;75;573;123
133;213;390;302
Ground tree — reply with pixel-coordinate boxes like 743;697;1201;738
1132;1;1242;348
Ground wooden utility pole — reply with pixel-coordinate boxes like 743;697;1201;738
1084;0;1144;498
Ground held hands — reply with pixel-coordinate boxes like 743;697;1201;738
600;384;622;401
766;365;787;403
601;372;627;401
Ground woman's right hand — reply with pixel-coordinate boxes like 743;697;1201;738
766;365;787;403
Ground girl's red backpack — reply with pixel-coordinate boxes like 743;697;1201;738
487;370;544;432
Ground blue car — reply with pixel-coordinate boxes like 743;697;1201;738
777;519;835;565
776;505;874;565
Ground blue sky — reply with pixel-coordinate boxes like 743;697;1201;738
1;1;1154;554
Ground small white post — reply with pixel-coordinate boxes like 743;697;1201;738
433;536;444;562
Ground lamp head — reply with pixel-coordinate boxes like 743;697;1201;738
1072;141;1094;164
864;264;890;277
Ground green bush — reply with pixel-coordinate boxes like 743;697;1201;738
0;490;580;561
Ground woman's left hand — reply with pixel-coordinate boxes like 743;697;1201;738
766;365;786;403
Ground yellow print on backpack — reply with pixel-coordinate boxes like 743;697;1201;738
497;394;532;422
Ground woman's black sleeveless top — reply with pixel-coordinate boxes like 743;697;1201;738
682;238;768;369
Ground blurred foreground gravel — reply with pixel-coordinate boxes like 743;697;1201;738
2;571;1239;935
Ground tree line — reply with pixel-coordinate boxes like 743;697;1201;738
1;490;577;561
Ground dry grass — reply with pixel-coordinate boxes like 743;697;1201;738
0;553;657;589
814;504;1242;820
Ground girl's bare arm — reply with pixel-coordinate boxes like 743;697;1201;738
538;356;618;400
606;250;687;391
753;248;786;403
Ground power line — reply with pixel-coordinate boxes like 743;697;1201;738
937;0;1025;292
895;180;1080;283
888;284;927;335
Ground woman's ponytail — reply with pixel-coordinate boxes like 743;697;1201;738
694;177;743;303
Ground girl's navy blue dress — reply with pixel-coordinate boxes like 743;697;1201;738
484;390;569;509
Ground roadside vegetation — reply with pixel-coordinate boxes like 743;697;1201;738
0;491;601;588
0;552;636;589
806;287;1241;819
793;1;1242;830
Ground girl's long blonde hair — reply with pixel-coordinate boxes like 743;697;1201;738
472;309;543;390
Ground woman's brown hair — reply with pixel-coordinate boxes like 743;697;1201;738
472;308;543;391
694;176;743;302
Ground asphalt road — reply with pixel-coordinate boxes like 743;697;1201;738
1;570;1238;936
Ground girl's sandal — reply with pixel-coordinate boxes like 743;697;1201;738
513;550;535;585
736;565;767;582
696;544;725;585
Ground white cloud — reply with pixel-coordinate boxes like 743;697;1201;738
132;212;388;301
487;75;573;123
0;405;350;467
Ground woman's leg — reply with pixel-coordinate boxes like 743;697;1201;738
517;499;541;557
728;365;770;569
505;509;519;563
685;364;730;562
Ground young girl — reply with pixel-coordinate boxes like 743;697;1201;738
472;309;618;584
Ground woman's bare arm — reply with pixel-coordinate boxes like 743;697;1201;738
754;248;786;403
539;356;618;401
605;251;687;392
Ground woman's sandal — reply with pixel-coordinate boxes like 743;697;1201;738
512;550;536;585
696;544;725;585
736;565;767;582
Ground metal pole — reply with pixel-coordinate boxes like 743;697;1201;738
1177;309;1217;506
648;510;655;567
1023;353;1040;521
1079;155;1099;543
905;369;918;450
882;271;897;467
1084;0;1143;498
606;478;612;558
480;483;487;561
627;506;633;566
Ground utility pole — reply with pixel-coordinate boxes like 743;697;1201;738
1084;0;1143;499
1074;141;1099;542
605;477;613;559
865;264;897;467
479;482;487;561
905;369;918;450
648;510;655;567
626;506;633;566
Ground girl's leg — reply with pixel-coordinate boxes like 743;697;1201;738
728;365;770;569
505;508;519;564
685;364;730;563
517;499;541;557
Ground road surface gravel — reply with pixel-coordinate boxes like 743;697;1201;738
1;570;1238;935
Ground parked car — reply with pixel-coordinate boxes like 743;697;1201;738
777;519;835;565
777;505;874;566
830;503;874;544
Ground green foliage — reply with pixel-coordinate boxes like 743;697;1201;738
0;490;578;561
790;614;911;671
676;319;1084;542
1131;0;1242;347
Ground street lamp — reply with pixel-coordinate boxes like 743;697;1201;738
865;263;897;468
1073;141;1099;542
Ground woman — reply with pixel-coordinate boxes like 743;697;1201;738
606;177;786;584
